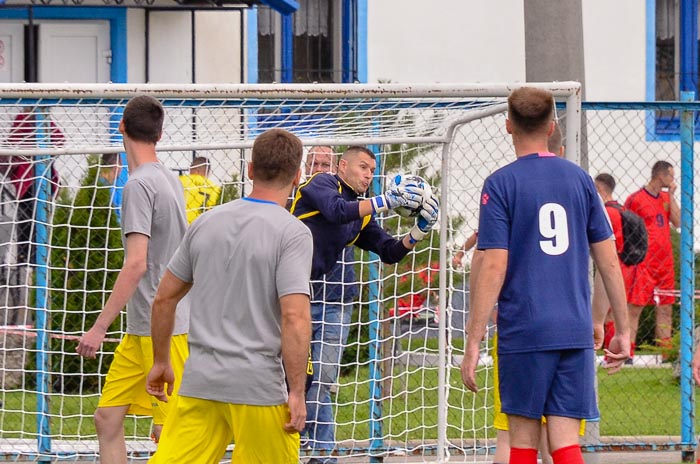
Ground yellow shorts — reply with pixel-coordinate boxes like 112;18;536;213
150;396;299;464
491;334;585;435
98;333;188;425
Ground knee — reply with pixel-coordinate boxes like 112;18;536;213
94;407;124;435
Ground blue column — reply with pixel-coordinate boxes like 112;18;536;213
367;143;383;463
341;0;356;83
679;91;695;461
280;13;294;83
679;0;698;93
34;111;52;461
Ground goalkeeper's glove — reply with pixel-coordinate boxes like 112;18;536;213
370;184;424;214
409;193;439;244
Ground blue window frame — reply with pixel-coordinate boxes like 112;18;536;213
647;0;700;140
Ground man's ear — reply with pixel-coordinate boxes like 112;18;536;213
157;130;163;142
546;120;555;137
505;119;512;135
247;162;254;180
118;120;125;135
293;168;302;187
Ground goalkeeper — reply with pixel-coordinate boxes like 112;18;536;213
290;145;439;463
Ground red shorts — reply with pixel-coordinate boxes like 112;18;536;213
624;260;675;306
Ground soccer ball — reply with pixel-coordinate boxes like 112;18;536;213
387;173;432;217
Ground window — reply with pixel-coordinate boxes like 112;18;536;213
257;0;343;83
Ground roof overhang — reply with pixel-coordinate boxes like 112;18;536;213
0;0;297;11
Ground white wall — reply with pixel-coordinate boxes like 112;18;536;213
582;0;647;101
367;0;526;83
195;10;243;84
149;11;193;83
127;9;146;83
367;1;648;101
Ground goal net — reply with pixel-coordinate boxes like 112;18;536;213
0;83;580;462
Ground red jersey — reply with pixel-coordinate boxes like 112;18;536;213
624;188;672;265
604;201;624;255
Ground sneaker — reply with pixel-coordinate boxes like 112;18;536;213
624;358;633;366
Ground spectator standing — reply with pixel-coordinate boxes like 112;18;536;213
624;161;680;356
180;156;221;224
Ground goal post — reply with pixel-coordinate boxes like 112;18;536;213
0;82;581;462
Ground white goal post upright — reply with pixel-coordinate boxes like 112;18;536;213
0;83;580;462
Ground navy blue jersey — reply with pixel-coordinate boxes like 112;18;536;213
477;153;612;354
291;173;410;279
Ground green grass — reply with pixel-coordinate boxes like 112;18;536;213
0;365;690;443
0;391;151;439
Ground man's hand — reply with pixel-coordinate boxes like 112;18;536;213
370;184;424;214
593;322;604;350
460;343;481;393
602;332;631;375
76;325;107;359
409;193;439;242
146;362;175;402
283;391;307;433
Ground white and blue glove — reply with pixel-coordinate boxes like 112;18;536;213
370;184;424;214
409;193;439;243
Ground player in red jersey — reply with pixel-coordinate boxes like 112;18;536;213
624;161;680;357
593;173;626;352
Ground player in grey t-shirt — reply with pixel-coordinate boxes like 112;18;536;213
77;96;189;463
147;128;312;464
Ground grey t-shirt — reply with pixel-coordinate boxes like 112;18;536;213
167;198;313;405
121;162;189;336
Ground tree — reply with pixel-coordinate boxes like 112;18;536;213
49;156;123;393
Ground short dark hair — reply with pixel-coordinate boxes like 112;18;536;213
101;153;119;166
251;128;303;187
342;146;375;161
651;160;673;179
595;173;616;194
508;87;554;135
547;121;563;153
190;156;210;174
122;95;164;144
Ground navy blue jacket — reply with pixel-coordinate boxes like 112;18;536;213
290;173;410;280
311;247;358;303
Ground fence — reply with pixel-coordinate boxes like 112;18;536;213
0;84;695;463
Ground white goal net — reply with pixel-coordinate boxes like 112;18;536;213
0;83;580;462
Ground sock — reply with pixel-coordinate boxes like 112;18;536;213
603;320;615;349
552;444;584;464
510;447;538;464
630;341;636;358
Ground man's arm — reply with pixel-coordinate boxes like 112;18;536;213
76;232;149;359
453;232;478;268
668;184;681;229
591;269;611;349
280;293;312;433
461;248;507;392
146;270;192;402
590;239;630;374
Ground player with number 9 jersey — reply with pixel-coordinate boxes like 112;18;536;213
478;153;613;354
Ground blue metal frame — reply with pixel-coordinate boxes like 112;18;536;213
247;7;259;84
280;13;294;83
678;91;696;460
367;142;383;463
258;0;298;15
645;0;699;141
341;0;355;83
356;0;367;83
34;111;52;463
